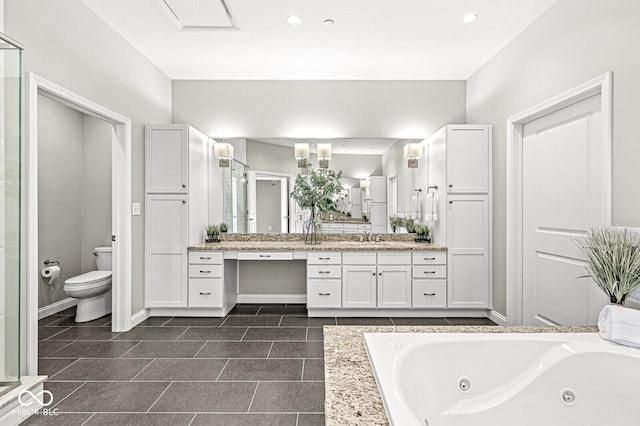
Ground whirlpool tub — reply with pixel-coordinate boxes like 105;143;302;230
364;332;640;426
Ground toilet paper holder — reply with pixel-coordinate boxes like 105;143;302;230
44;259;60;266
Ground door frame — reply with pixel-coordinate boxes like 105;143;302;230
505;72;612;325
25;73;133;374
249;170;293;233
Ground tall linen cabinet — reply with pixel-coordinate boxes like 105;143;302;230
145;125;209;308
427;125;492;309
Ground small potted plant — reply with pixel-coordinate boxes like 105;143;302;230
205;224;221;243
415;224;432;243
362;212;369;221
219;222;228;233
405;218;416;234
389;216;401;233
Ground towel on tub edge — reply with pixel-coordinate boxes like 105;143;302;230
598;304;640;348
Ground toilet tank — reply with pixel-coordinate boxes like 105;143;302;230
94;246;113;270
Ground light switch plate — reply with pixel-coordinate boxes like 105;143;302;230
132;202;141;216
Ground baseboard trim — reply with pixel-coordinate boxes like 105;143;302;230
488;309;508;326
237;294;307;304
37;298;77;320
130;309;150;328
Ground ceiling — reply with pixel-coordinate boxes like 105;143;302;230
249;138;406;155
82;0;557;80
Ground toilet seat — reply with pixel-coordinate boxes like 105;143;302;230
64;270;112;291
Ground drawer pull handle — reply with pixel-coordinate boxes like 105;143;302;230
259;255;272;258
319;257;331;260
200;256;212;260
424;257;436;260
199;270;212;273
318;271;331;274
318;293;331;296
424;271;437;274
199;292;212;296
423;292;436;296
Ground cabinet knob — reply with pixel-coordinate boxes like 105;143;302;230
182;200;186;204
448;184;453;188
378;272;382;276
182;184;187;188
448;201;453;204
372;273;376;276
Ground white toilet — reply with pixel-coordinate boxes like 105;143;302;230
64;246;113;322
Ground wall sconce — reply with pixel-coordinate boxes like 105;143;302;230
317;143;332;169
360;179;367;189
403;143;423;168
214;142;234;167
294;143;310;168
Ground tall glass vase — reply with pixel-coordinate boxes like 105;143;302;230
305;206;322;245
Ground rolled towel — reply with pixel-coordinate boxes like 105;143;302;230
424;192;438;222
598;304;640;348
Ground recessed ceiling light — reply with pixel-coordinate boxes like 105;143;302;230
323;19;335;28
462;13;478;24
287;15;302;26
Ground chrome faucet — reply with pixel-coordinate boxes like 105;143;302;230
368;232;373;242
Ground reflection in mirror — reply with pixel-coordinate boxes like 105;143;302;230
220;138;425;234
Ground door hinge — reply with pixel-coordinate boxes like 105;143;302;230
112;235;116;242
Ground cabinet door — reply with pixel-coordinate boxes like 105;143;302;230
367;177;387;203
377;266;412;308
145;194;188;308
145;125;188;193
342;266;377;308
446;125;490;194
446;195;490;308
370;203;387;233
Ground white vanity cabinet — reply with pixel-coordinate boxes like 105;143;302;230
342;265;378;308
307;252;342;308
377;252;412;309
412;252;447;308
188;251;224;308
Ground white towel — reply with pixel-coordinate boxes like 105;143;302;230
411;195;421;220
424;192;438;222
598;304;640;348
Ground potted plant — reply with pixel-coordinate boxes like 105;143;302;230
290;165;343;244
415;224;431;243
219;222;228;233
389;216;401;233
578;227;640;305
205;224;221;243
362;212;369;221
405;218;416;234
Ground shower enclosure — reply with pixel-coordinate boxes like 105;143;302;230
223;160;249;233
0;33;22;396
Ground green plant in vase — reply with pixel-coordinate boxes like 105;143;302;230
405;219;416;234
290;165;343;244
205;224;220;243
415;224;432;242
389;216;401;233
219;222;228;233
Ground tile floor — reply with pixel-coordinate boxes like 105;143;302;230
29;304;496;425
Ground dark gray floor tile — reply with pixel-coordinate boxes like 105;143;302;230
391;317;450;326
192;413;297;426
48;327;119;341
222;315;282;327
303;359;325;381
179;327;247;340
136;317;173;326
56;382;169;412
228;305;260;315
243;327;307;341
164;317;225;326
115;326;187;340
306;328;324;341
38;327;69;340
51;358;151;381
135;358;228;381
250;382;325;412
219;359;303;381
150;382;256;412
50;315;111;327
122;341;204;358
54;307;78;316
43;381;84;408
196;341;271;358
279;316;336;327
298;413;326;426
38;358;77;377
269;342;324;358
446;317;497;326
21;413;91;426
39;340;73;357
258;305;307;315
49;341;139;358
85;413;195;426
336;317;393;325
39;315;71;327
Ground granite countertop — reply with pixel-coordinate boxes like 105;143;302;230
189;241;446;251
323;325;597;426
322;220;371;225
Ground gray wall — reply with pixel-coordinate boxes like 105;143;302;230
466;0;640;315
7;0;172;330
256;180;281;233
381;139;426;214
173;80;466;138
38;96;112;309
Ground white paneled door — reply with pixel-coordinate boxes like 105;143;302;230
522;94;608;325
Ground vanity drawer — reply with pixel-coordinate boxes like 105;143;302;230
189;251;223;265
307;265;342;279
378;252;411;265
307;252;342;265
342;252;377;265
412;252;447;265
413;265;447;279
412;280;447;308
307;280;342;308
189;264;223;278
237;252;294;261
189;279;224;308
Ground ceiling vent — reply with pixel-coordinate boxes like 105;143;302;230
152;0;237;30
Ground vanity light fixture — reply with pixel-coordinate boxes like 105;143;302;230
294;143;310;168
287;15;302;26
462;13;478;24
317;143;332;169
404;143;423;168
360;179;367;189
214;142;234;167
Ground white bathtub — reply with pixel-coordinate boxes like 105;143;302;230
364;332;640;426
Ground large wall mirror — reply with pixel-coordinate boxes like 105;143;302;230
216;138;427;234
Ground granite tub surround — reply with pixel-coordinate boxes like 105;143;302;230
323;325;597;426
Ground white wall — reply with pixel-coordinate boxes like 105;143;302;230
381;139;426;216
466;0;640;316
